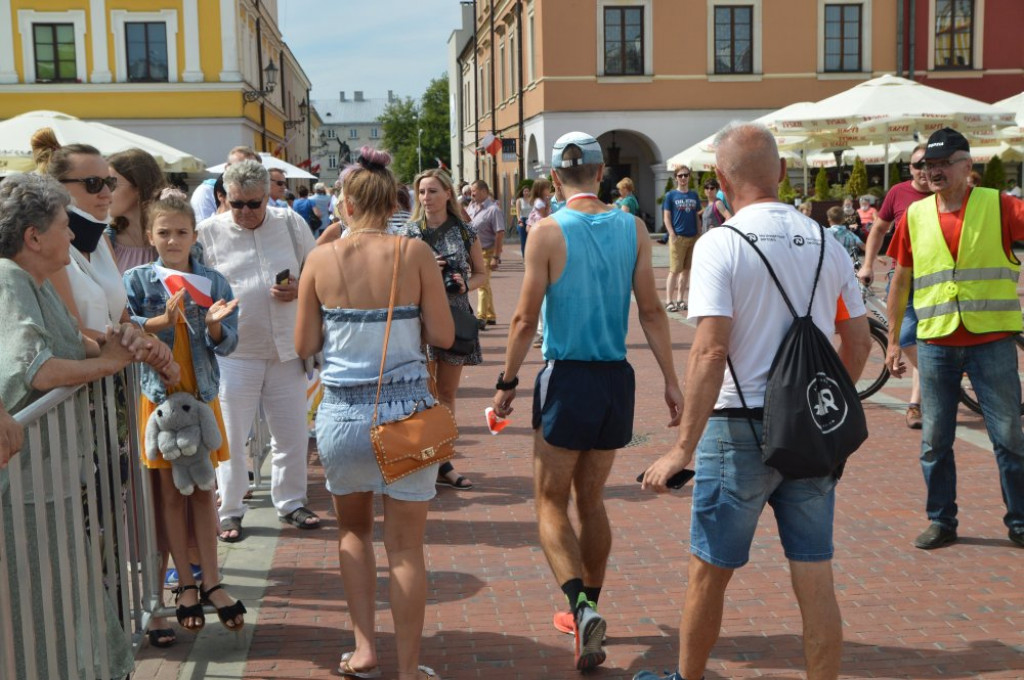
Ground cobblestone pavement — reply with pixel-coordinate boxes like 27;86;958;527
136;239;1024;680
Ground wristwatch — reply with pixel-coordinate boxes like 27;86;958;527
495;371;519;390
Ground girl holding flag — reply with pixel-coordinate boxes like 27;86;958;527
123;189;246;637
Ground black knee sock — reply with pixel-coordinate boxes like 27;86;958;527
583;585;602;606
560;578;585;612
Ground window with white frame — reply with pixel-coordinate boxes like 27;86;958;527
508;32;516;93
935;0;975;69
110;10;178;83
597;0;653;77
326;128;336;139
329;155;338;170
349;128;358;139
499;40;506;101
527;9;535;83
18;10;87;84
370;127;379;139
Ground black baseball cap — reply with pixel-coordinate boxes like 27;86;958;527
924;127;970;160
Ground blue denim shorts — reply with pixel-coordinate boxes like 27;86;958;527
315;384;439;502
690;417;837;569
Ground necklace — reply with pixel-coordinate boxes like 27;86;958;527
347;229;389;236
566;193;599;205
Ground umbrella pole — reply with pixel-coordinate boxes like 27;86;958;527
883;139;891;191
802;147;809;199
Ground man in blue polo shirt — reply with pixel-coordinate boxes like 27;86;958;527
492;131;683;671
662;165;702;312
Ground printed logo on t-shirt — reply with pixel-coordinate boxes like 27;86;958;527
745;233;759;243
793;235;805;246
807;372;849;434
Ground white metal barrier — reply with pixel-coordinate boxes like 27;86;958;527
0;369;161;680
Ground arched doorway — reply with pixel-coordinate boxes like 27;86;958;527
595;130;659;230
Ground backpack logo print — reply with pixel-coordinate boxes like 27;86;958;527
806;372;849;434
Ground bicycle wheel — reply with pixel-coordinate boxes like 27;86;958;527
958;335;1024;415
855;318;891;399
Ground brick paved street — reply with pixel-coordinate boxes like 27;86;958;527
136;241;1024;680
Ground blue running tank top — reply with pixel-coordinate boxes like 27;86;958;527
542;207;638;361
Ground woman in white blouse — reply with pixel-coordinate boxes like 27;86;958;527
31;128;176;378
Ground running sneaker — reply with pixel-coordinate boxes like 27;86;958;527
573;605;607;670
553;610;575;635
632;672;683;680
163;564;202;590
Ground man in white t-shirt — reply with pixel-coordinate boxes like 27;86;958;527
634;122;870;680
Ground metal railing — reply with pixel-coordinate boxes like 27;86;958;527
0;369;161;680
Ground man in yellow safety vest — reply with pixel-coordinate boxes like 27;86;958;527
886;127;1024;551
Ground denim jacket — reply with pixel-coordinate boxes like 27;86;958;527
123;257;238;404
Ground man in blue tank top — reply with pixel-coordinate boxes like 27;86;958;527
492;131;683;671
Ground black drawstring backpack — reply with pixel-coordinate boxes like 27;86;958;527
724;225;868;479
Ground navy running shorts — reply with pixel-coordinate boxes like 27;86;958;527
532;359;635;451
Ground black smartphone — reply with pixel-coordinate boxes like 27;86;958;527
274;268;290;285
636;468;695;489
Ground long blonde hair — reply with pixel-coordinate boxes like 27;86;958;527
411;169;462;223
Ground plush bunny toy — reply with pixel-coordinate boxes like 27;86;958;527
145;392;221;495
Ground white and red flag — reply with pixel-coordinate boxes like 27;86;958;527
153;265;214;308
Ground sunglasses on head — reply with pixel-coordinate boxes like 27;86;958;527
228;198;264;210
60;176;117;194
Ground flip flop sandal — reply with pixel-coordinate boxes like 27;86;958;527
418;666;441;679
335;651;382;678
280;506;321;529
436;475;473;489
146;628;176;648
217;516;243;543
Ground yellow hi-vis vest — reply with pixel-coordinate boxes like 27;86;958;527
908;188;1022;340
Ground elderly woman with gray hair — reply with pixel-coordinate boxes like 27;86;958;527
196;160;321;542
0;172;146;678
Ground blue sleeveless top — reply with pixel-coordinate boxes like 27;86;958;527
542;208;637;361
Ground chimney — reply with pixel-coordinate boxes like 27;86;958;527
339;91;346;102
354;91;364;102
388;89;394;102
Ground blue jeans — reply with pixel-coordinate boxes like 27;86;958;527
517;218;528;256
917;336;1024;531
689;418;836;568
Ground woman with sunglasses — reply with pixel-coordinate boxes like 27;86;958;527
31;129;178;382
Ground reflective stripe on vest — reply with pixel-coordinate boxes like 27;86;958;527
907;188;1022;339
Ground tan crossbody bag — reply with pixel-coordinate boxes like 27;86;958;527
370;237;458;484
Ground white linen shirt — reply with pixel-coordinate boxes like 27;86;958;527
197;206;316;362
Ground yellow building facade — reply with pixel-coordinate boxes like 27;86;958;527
0;0;313;171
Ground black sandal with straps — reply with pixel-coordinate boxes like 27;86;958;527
201;584;247;630
173;584;205;632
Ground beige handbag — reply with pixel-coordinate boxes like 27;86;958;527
370;237;458;484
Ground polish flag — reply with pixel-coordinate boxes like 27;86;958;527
481;133;502;156
153;265;214;308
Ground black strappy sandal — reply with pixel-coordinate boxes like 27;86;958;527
201;584;247;630
173;584;205;632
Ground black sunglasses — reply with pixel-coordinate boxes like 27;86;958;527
273;180;287;187
60;176;117;194
228;199;264;210
676;173;690;178
911;160;926;170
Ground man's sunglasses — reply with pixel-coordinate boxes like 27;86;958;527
60;176;117;194
228;199;265;210
910;160;926;170
676;173;690;178
272;180;287;187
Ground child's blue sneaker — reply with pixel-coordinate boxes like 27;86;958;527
164;564;202;590
632;672;685;680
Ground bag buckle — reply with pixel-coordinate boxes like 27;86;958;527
419;446;436;460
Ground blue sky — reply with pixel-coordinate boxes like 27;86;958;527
278;1;466;104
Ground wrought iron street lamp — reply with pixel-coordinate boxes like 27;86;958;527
243;59;278;103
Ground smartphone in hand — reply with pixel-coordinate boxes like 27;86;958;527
636;468;695;489
275;268;291;285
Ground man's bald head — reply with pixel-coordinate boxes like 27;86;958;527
713;122;783;200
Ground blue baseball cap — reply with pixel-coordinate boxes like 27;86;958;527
551;132;604;168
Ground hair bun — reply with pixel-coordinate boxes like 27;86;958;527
158;187;187;201
357;155;386;172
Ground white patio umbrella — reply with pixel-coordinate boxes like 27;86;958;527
0;110;205;174
665;102;817;177
206;152;316;179
770;75;1017;189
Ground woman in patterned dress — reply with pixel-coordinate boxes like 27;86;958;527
401;170;486;489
